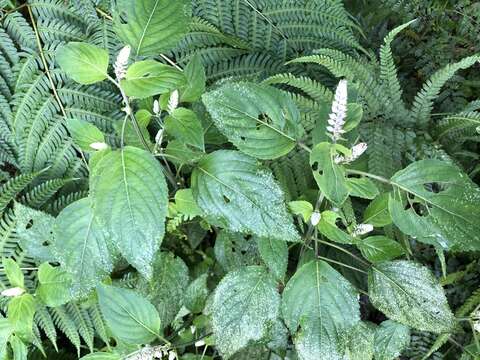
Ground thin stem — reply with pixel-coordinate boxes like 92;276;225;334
160;54;183;71
95;7;113;20
316;238;370;267
298;142;312;153
346;169;392;185
316;256;367;274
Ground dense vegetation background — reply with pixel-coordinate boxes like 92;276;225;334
0;0;479;359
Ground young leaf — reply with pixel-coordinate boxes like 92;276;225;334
164;108;205;150
288;200;314;222
7;294;35;341
211;266;280;359
256;236;288;281
56;42;109;85
97;285;161;345
317;210;355;244
36;263;72;307
346;177;379;200
2;258;23;288
52;198;114;297
113;0;191;56
356;236;405;263
310;142;349;205
66;118;105;152
389;160;480;251
363;193;392;227
202;82;303;159
181;54;206;102
90;147;168;279
121;60;185;98
368;260;455;333
374;320;410;360
282;261;360;359
191;150;300;242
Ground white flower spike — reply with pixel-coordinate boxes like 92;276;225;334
327;79;348;141
89;142;109;151
352;223;374;236
114;45;131;80
153;99;160;115
310;211;321;226
335;142;368;164
1;287;25;297
167;90;179;114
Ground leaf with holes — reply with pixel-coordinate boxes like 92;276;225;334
113;0;191;56
310;142;349;206
202;82;303;159
212;266;280;359
97;284;160;344
368;260;455;333
192;150;299;242
388;160;480;251
90;146;168;279
282;260;360;359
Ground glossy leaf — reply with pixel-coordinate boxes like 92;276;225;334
203;82;302;159
356;236;405;263
282;261;360;359
90;147;168;279
212;266;280;358
165;108;204;150
36;263;72;307
97;285;160;344
56;42;109;85
374;320;410;360
368;260;455;333
192;150;299;242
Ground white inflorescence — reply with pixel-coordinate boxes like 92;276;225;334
167;90;179;114
1;287;25;297
334;142;368;164
327;79;348;141
310;211;321;226
114;45;131;80
153;99;160;115
352;223;374;236
89;142;109;151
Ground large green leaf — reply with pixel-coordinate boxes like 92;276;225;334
356;236;405;263
214;231;260;272
202;82;302;159
345;322;375;360
282;261;360;359
7;294;35;341
373;320;410;360
97;285;160;344
52;198;114;297
211;266;280;359
256;236;288;282
121;60;185;98
137;252;189;330
310;142;349;206
56;42;109;85
36;263;72;307
181;53;206;102
192;151;299;242
389;160;480;251
90;147;168;278
164;108;204;150
0;318;12;358
113;0;190;56
368;260;455;333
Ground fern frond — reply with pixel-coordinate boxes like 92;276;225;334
51;306;81;356
35;305;58;351
0;172;39;212
20;178;71;209
66;302;94;353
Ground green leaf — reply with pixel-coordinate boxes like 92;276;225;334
181;54;206;102
113;0;190;56
310;142;349;205
389;160;480;251
165;140;204;165
113;110;152;149
7;294;35;341
212;266;280;359
363;193;392;227
136;252;189;330
66;118;105;152
52;198;114;297
373;320;410;360
2;258;23;288
368;260;455;333
192;150;299;242
90;146;168;278
356;236;405;263
184;273;209;313
10;335;27;360
36;263;72;307
256;236;288;281
0;318;12;358
202;82;302;159
165;108;204;150
56;42;109;85
345;322;375;360
214;231;260;272
282;261;360;359
288;200;313;222
346;177;379;199
80;353;121;360
97;284;160;344
317;210;355;244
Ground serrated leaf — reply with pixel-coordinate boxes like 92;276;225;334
97;285;160;344
165;140;204;165
363;193;392;227
282;261;360;360
202;82;302;159
90;146;168;279
356;236;405;263
192;150;299;242
184;273;209;313
256;236;288;281
317;211;355;244
310;142;349;205
346;177;379;199
368;260;455;333
173;189;202;218
66;118;105;152
181;54;206;102
137;252;189;330
36;263;72;307
214;231;260;272
52;198;114;297
2;258;23;288
212;266;280;359
10;335;27;360
165;108;204;150
389;160;480;251
345;322;375;360
113;0;190;56
288;200;313;222
56;42;109;85
8;294;35;341
374;320;410;360
121;60;185;98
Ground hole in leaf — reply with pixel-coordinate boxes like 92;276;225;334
312;162;319;172
423;182;446;193
26;220;33;229
223;195;231;204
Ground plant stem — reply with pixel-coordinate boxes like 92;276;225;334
346;169;392;185
315;238;370;267
316;255;367;274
